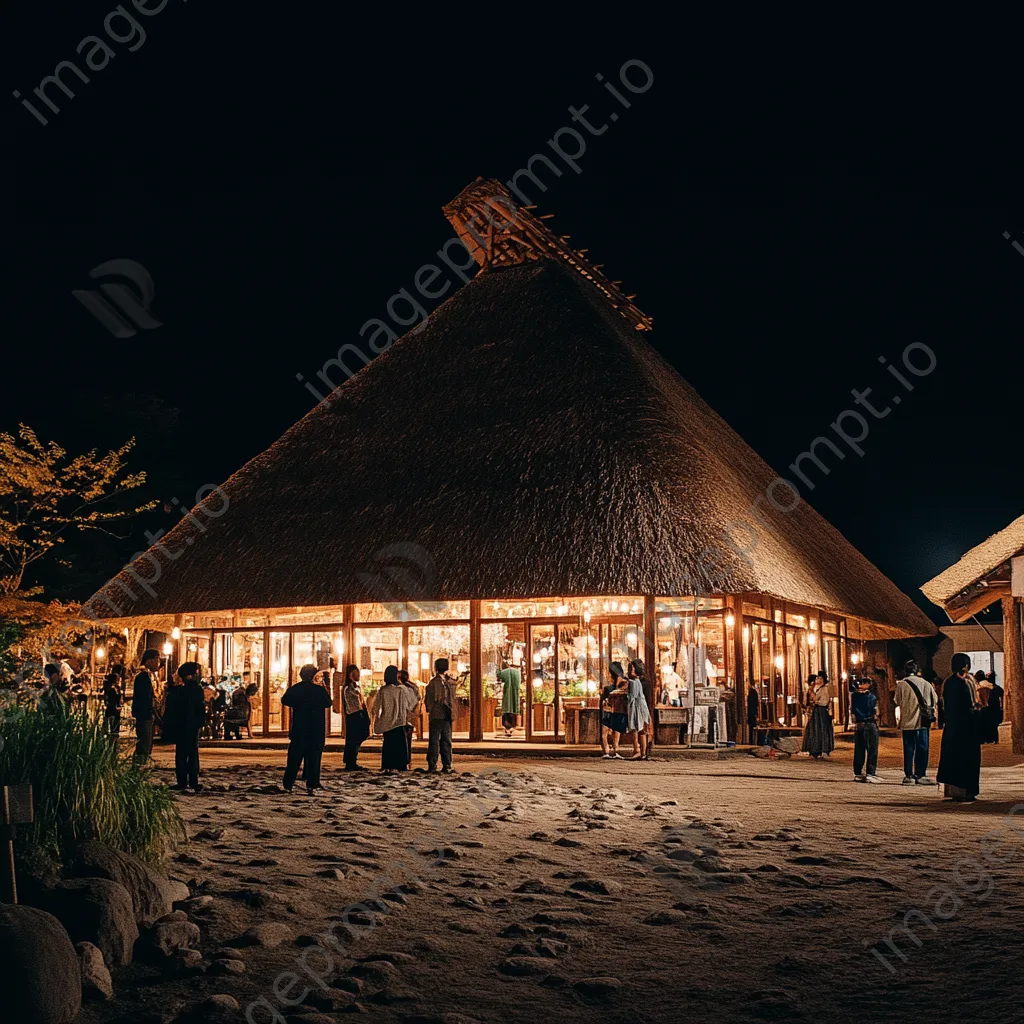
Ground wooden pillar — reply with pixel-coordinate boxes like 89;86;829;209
261;628;270;737
469;600;483;741
1002;595;1023;754
642;595;656;703
729;596;746;743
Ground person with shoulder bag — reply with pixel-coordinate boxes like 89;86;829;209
894;660;938;785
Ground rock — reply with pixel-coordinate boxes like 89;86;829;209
241;922;294;948
204;995;240;1011
642;910;688;926
0;904;81;1024
314;868;346;880
68;840;187;927
39;878;138;967
142;919;202;956
174;994;242;1023
553;838;582;848
157;910;190;923
210;958;246;975
349;960;399;982
666;849;697;862
568;879;619;895
529;911;592;926
692;856;729;873
176;896;215;911
536;938;570;957
498;956;552;976
77;941;114;1000
356;950;416;964
573;976;622;997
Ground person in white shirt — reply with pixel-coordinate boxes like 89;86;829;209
373;665;419;772
894;659;938;785
800;670;835;757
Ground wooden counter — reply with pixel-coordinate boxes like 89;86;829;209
564;706;603;745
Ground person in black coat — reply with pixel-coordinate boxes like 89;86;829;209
163;662;206;792
746;685;759;742
937;653;982;802
281;664;332;793
979;673;1004;745
132;649;160;763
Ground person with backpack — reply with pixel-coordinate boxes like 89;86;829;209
894;659;938;785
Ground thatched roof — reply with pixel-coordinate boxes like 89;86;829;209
921;512;1024;606
88;184;934;638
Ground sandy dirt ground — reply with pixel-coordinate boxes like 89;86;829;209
89;740;1024;1024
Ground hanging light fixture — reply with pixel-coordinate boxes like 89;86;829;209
725;612;735;628
583;609;592;624
162;641;173;656
808;632;817;647
850;652;860;665
774;654;784;670
626;631;638;647
95;646;106;660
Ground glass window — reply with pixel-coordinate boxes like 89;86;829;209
483;596;641;619
482;621;525;739
354;626;403;706
355;601;468;622
272;607;345;626
408;624;471;739
530;624;557;737
267;632;290;733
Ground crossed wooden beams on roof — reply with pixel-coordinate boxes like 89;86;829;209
443;178;654;332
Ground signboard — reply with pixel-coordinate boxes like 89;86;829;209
694;686;721;706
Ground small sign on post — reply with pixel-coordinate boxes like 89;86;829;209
1;784;34;904
694;686;721;706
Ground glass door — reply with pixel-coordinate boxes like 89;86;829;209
527;623;556;739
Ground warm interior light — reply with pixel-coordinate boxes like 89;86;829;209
725;612;735;628
420;652;431;671
626;631;638;647
583;610;592;624
533;653;542;664
659;616;671;628
610;601;619;612
586;680;597;693
162;642;173;656
808;632;817;647
95;646;106;660
457;661;467;673
841;671;848;681
851;652;860;665
171;626;181;640
742;626;749;643
774;655;784;670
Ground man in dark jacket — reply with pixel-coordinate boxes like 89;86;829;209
132;649;160;764
281;665;332;793
164;662;206;792
850;675;881;783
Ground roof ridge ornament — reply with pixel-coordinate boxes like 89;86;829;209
443;177;653;331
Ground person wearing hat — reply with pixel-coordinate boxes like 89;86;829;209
132;649;161;764
850;673;881;782
163;662;206;792
424;658;456;773
281;664;333;793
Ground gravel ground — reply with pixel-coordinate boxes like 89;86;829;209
89;742;1023;1024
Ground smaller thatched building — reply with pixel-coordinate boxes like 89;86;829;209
922;512;1024;752
87;180;934;746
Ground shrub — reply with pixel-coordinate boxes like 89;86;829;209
0;696;183;864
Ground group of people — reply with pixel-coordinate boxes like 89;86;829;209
598;658;653;760
811;655;1004;802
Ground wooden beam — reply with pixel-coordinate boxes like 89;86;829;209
1002;595;1023;755
945;584;1010;623
469;600;483;742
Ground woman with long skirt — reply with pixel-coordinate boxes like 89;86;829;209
801;670;835;758
937;653;982;801
373;665;419;772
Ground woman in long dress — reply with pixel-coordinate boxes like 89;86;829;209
373;665;419;772
937;653;982;801
801;670;835;757
626;659;652;759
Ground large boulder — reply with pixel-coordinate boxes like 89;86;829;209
40;877;139;967
68;840;188;926
0;904;81;1024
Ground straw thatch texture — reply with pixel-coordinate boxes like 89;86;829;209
89;258;933;638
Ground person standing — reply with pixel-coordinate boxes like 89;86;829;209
374;665;420;772
927;670;945;729
424;658;456;773
626;659;652;759
163;662;206;793
341;664;369;770
850;675;881;782
746;684;759;744
132;650;160;764
980;672;1004;745
800;670;835;758
397;669;421;767
496;661;522;737
937;653;982;802
102;667;124;738
894;660;937;785
601;662;629;759
225;684;249;740
281;664;332;793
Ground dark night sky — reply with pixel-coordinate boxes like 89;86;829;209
4;9;1023;616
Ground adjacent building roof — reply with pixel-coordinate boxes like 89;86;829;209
87;181;935;638
921;512;1024;607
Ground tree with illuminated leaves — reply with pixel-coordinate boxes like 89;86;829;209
0;424;155;597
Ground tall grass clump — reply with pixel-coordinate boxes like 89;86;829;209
0;698;184;864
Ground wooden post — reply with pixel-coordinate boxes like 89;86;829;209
729;596;746;743
469;600;483;741
1002;595;1023;754
1;784;33;904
